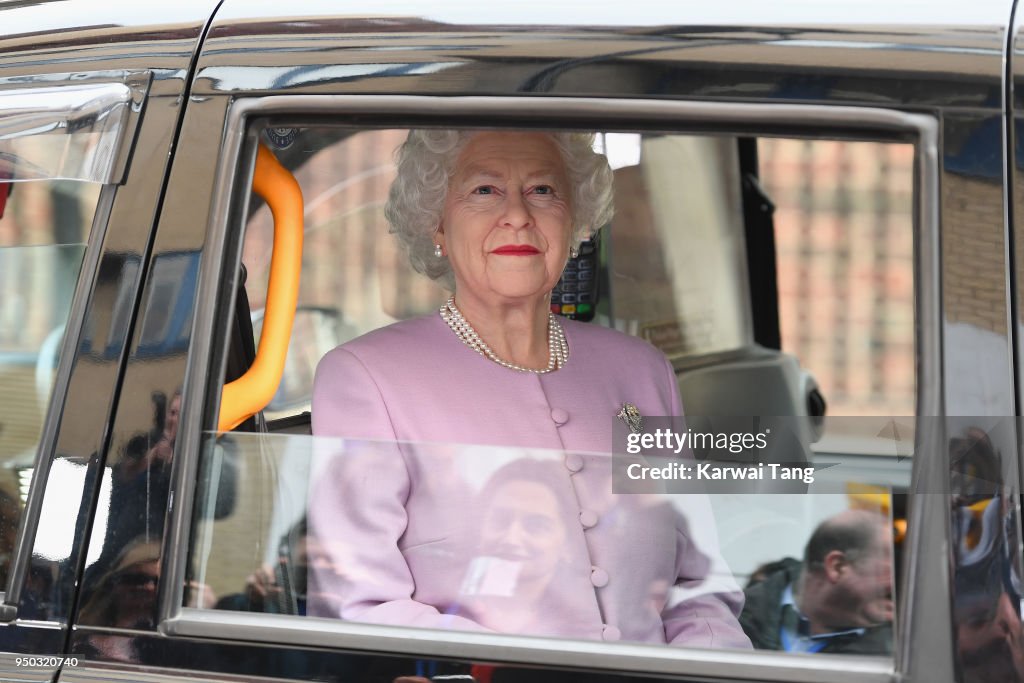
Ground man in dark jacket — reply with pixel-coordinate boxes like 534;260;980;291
740;509;893;654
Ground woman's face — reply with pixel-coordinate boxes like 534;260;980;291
480;480;567;587
438;132;572;304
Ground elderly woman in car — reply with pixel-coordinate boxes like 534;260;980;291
309;129;750;648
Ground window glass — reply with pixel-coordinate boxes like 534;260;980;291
0;178;101;585
193;125;915;662
190;433;897;657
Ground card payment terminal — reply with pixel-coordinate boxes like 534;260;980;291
552;232;600;322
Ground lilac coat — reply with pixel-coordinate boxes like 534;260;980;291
309;313;751;648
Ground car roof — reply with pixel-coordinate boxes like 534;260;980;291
0;0;219;81
0;0;1013;111
195;0;1014;110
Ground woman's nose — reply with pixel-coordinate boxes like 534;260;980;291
497;521;530;554
499;191;532;229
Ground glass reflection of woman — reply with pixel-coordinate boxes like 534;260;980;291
456;460;572;635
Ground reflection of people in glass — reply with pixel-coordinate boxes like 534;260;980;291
310;130;748;647
954;494;1024;682
456;460;572;634
948;427;1024;682
478;471;568;593
119;390;180;482
89;390;179;581
0;487;21;586
218;517;341;616
958;590;1024;682
80;536;215;662
80;539;162;636
82;388;193;617
741;509;893;654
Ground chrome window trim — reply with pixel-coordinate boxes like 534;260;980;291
0;183;119;623
167;607;893;683
61;659;305;683
166;95;940;682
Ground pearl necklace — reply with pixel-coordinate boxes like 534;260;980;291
439;296;568;373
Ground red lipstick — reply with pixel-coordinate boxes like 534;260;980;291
492;245;540;255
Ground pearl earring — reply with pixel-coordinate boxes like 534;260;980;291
570;245;580;259
434;244;443;258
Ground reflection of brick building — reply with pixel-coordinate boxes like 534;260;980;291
244;130;447;338
760;140;915;417
943;176;1005;334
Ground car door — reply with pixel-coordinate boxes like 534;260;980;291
0;2;220;682
60;2;1023;683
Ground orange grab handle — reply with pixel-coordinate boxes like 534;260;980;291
219;143;304;432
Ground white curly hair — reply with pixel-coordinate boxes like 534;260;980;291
384;130;614;289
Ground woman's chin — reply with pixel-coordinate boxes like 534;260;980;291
490;287;553;303
486;275;558;300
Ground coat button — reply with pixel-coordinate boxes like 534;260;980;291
564;453;583;473
590;567;609;587
550;408;569;425
602;625;621;641
579;510;598;528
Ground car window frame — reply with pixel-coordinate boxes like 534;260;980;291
163;94;939;683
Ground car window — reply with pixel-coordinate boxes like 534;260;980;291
0;82;134;592
0;180;100;576
181;120;922;671
245;132;917;455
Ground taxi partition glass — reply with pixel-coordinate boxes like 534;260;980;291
183;122;921;665
188;431;898;657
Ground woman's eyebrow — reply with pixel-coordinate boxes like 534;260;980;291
523;166;565;181
459;166;504;182
458;165;562;182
